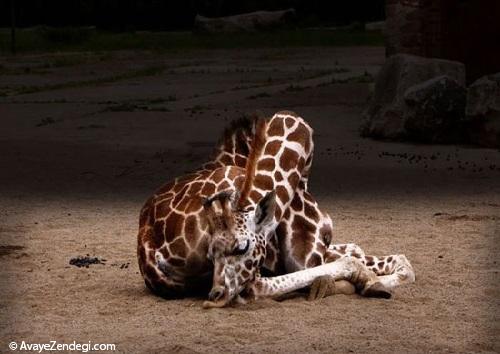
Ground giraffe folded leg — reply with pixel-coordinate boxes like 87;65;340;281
366;254;416;290
326;243;416;292
249;256;390;300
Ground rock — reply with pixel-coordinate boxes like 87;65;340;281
361;54;466;142
403;76;466;142
194;9;295;34
365;21;385;31
466;73;500;148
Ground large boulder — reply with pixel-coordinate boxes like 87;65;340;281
361;54;466;142
466;73;500;148
194;9;295;34
403;76;466;142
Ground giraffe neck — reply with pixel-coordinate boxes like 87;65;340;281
238;111;314;223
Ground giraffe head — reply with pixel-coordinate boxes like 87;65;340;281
202;189;276;307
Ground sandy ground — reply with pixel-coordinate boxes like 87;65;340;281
0;47;499;354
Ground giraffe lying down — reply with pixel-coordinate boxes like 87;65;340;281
137;111;415;308
198;190;415;308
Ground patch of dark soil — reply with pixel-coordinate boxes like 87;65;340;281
36;117;56;127
69;255;107;268
0;245;25;257
433;213;498;221
77;124;106;130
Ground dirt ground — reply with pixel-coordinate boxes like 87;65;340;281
0;47;499;354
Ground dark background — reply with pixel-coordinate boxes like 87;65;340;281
0;0;385;30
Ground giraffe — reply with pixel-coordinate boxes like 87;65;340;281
199;111;414;307
200;189;396;308
137;111;415;307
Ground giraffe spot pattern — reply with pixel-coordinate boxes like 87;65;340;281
170;238;188;258
284;117;294;128
250;190;263;204
267;117;285;137
264;140;282;156
291;215;316;263
257;158;275;172
254;174;274;191
287;172;300;191
303;200;320;223
287;122;312;154
184;215;199;248
291;194;303;211
279;148;300;172
201;182;216;196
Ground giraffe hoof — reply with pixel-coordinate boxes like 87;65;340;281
334;280;356;295
362;282;392;299
308;275;334;301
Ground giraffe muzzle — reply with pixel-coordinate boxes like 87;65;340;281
204;286;231;309
208;286;225;302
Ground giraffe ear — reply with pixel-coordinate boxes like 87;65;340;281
254;191;276;230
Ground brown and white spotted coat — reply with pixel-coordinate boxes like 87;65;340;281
137;111;415;305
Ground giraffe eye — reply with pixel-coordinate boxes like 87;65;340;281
233;240;249;256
